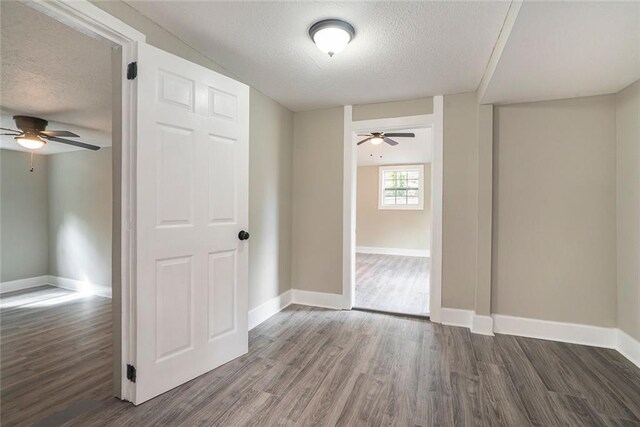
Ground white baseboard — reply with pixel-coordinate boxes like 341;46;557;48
439;308;640;369
248;290;292;330
0;275;49;294
48;276;112;299
492;314;616;348
292;289;345;310
1;275;111;298
356;246;430;258
616;329;640;369
471;314;495;336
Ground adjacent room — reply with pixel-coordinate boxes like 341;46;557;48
354;127;432;316
0;2;114;424
0;1;638;425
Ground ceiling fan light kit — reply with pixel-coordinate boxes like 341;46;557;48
309;19;355;57
1;115;100;152
357;132;416;147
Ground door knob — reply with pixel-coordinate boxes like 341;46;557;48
238;230;250;241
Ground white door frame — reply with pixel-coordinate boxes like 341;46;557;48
342;96;443;322
24;0;145;402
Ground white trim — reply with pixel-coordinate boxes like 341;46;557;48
0;276;50;294
0;275;112;298
441;309;640;368
342;105;355;309
352;114;435;131
429;96;443;323
248;290;292;330
24;0;145;403
292;289;345;310
356;246;429;258
492;314;616;348
48;276;112;299
344;100;443;322
617;329;640;369
471;314;495;336
378;164;425;210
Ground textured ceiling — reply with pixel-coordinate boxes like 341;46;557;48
125;1;511;112
1;1;113;144
482;1;640;104
357;128;431;167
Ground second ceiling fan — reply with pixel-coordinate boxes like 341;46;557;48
357;131;415;146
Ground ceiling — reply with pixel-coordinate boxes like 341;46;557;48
482;1;640;104
125;1;511;112
357;128;431;167
1;1;113;154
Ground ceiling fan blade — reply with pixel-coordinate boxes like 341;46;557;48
383;137;399;146
357;137;373;145
44;135;101;151
0;127;21;134
1;132;23;136
357;134;372;136
40;130;80;138
384;133;415;137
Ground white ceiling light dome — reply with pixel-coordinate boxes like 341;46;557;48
309;19;355;57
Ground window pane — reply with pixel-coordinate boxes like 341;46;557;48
397;179;407;188
396;190;407;197
407;197;419;205
408;171;419;179
384;197;395;205
408;189;419;197
384;189;395;198
385;179;395;189
408;179;419;188
396;197;407;205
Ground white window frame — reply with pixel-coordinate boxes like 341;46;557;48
378;164;424;210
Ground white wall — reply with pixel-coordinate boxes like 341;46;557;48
615;80;640;341
356;164;431;252
48;148;112;292
0;150;49;282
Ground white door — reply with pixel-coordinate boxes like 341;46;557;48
134;43;249;404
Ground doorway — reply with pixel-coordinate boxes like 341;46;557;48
342;98;444;321
353;129;432;317
0;1;117;424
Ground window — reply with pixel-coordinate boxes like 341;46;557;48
378;165;424;210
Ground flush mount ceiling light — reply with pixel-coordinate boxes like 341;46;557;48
309;19;355;57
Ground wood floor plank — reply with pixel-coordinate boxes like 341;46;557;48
355;253;430;316
3;288;640;426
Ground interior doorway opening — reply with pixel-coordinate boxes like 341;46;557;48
352;127;433;317
0;1;126;423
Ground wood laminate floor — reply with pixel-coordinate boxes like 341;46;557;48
0;286;113;426
355;253;430;316
3;288;640;426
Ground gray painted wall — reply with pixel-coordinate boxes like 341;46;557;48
356;164;432;251
615;80;640;341
48;148;112;290
0;148;112;292
492;95;617;327
1;150;49;282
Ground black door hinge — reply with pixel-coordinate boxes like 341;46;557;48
126;364;136;383
127;62;137;80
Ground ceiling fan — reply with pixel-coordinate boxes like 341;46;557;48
0;115;100;151
357;131;415;146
